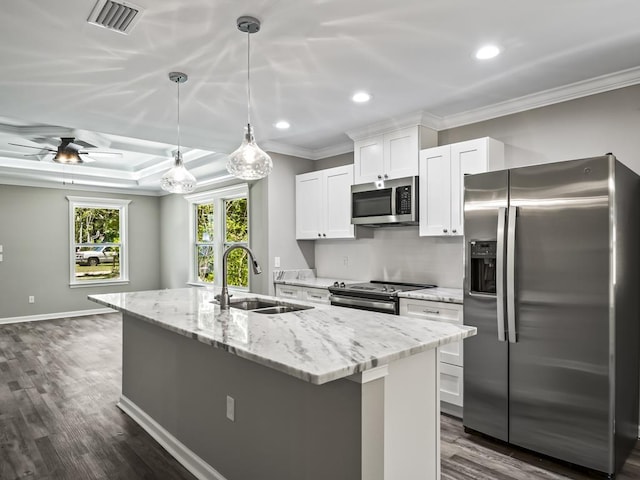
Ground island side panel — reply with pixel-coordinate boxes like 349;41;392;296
121;313;362;480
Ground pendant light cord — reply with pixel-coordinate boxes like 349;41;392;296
176;79;181;153
246;30;251;128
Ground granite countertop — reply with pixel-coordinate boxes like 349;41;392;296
398;287;463;304
89;288;475;385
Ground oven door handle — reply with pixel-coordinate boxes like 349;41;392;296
329;295;396;314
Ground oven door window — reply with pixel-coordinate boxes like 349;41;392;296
352;188;392;218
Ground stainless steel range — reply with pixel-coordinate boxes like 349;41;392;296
328;280;436;314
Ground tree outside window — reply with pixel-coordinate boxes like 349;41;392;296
67;197;130;286
188;185;249;288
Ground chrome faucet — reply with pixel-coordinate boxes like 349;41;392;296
216;245;262;310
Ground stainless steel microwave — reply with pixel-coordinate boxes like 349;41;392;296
351;176;419;226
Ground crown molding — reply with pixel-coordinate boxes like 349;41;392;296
263;139;353;161
345;111;431;141
438;65;640;130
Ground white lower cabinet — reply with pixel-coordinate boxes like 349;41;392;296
399;298;464;411
275;284;331;305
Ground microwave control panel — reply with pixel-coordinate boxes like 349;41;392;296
396;186;412;214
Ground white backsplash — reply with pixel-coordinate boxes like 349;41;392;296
314;227;464;288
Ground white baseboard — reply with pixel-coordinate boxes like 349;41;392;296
117;395;227;480
0;307;116;325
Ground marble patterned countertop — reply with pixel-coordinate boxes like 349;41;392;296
89;288;475;385
398;287;463;304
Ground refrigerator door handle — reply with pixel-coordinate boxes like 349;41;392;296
496;207;507;342
507;205;518;343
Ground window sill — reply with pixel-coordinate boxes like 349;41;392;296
70;280;130;289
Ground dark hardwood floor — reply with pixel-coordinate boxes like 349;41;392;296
1;313;639;480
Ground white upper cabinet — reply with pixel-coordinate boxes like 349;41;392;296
419;137;504;237
353;126;437;184
296;165;355;240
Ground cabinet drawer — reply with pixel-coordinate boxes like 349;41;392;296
274;285;301;300
301;287;331;305
440;363;463;407
400;299;463;366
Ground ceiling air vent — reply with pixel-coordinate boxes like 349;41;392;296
87;0;144;35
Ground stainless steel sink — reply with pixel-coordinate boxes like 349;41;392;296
212;298;314;314
228;299;280;310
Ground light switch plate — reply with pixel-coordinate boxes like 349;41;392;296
0;244;3;253
0;254;3;262
274;256;280;268
226;395;235;421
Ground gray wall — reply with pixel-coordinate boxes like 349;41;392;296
123;313;361;480
159;193;190;289
0;184;161;319
314;84;640;287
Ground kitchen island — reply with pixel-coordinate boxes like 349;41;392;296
89;288;475;480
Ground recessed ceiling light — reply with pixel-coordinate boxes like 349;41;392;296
475;45;501;60
275;121;290;129
352;92;371;103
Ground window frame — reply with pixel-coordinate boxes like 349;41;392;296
67;196;131;288
186;184;250;289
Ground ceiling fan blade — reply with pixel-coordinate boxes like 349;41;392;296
23;153;51;157
9;142;56;152
78;151;123;156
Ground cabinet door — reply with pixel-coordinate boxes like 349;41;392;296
450;138;489;235
419;146;452;236
383;126;419;180
440;363;464;407
275;284;302;300
324;165;355;239
295;172;323;239
400;299;463;366
354;135;384;184
301;287;331;304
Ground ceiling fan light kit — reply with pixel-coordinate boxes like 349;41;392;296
160;71;197;194
226;16;273;181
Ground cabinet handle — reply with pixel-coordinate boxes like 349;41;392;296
384;174;388;179
318;233;321;237
283;290;294;295
423;309;440;315
377;175;382;179
322;233;326;237
309;294;322;299
452;229;457;233
443;228;448;233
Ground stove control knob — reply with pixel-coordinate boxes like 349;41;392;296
333;281;340;288
339;282;346;288
382;285;388;291
389;287;396;292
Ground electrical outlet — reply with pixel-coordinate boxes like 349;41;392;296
0;254;3;262
226;395;235;422
274;256;281;268
28;296;35;304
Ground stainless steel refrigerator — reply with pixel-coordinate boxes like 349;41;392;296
463;155;639;477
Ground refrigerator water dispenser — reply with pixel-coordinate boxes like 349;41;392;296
469;240;497;294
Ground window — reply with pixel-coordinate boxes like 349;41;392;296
187;185;249;288
67;196;130;286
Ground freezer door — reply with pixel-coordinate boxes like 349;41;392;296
463;170;509;441
508;157;612;473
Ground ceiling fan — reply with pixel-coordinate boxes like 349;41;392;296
9;137;122;164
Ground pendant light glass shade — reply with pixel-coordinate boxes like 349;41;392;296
227;124;273;180
161;72;196;194
227;16;273;181
161;151;196;193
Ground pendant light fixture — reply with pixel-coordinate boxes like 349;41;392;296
226;16;273;181
161;72;197;194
